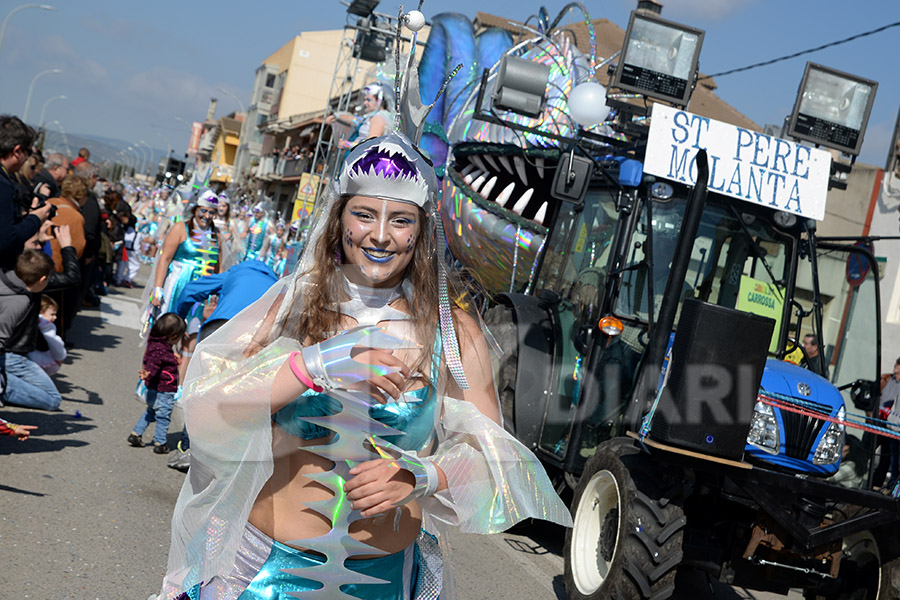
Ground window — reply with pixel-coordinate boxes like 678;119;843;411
265;73;276;88
616;195;792;355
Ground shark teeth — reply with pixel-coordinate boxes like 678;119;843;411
463;169;484;185
510;188;534;215
481;176;498;198
483;154;501;173
495;182;516;207
513;155;528;185
456;154;549;228
469;155;488;174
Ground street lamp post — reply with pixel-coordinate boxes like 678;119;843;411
119;150;135;171
217;87;246;114
0;4;56;57
23;67;62;123
125;146;141;173
50;120;71;155
38;94;66;127
134;145;148;174
155;132;172;159
134;144;148;174
139;140;155;174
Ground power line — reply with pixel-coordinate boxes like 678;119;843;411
701;21;900;80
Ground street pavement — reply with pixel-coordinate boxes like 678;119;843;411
0;274;800;600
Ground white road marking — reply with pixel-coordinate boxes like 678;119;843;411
100;295;143;331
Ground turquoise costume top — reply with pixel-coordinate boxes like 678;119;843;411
274;337;441;453
263;234;284;270
245;218;268;261
161;228;219;316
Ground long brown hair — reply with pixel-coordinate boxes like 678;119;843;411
293;194;439;378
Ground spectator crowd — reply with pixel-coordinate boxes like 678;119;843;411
0;113;298;473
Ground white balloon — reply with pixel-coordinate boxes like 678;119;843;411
404;10;426;32
568;82;611;127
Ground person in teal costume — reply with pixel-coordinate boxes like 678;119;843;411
147;190;221;382
243;203;269;261
259;219;287;274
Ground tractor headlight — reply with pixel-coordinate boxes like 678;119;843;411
747;401;779;453
813;406;845;465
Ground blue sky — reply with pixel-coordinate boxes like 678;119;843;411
1;0;897;167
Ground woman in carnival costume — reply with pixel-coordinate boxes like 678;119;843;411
213;194;233;246
159;143;571;599
243;202;270;261
259;219;288;275
281;219;304;277
326;83;392;151
142;190;221;379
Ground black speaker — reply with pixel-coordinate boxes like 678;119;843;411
651;299;775;460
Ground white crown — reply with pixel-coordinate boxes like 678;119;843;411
338;135;436;210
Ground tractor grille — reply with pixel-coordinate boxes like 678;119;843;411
779;399;830;459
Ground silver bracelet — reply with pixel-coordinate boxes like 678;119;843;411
300;343;332;390
396;455;439;505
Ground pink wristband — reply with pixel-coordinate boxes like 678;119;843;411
289;351;323;392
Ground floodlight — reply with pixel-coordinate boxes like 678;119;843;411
787;62;877;156
492;55;551;119
611;11;704;107
352;16;388;63
347;0;379;17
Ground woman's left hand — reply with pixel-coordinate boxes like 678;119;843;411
344;458;415;517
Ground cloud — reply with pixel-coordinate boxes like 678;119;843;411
80;16;137;40
34;35;109;84
662;0;758;22
123;67;216;114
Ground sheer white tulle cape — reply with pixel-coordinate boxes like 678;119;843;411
159;190;572;599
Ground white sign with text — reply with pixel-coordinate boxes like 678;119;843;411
645;104;831;220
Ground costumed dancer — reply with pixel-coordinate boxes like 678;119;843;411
159;28;573;593
243;202;269;261
280;219;304;277
259;219;287;274
325;83;392;154
138;211;160;264
141;190;221;382
213;193;233;246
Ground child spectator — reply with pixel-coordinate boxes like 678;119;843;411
27;295;66;375
0;248;61;411
127;313;185;454
0;417;37;440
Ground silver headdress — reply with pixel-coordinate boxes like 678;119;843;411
338;134;437;210
197;190;219;209
317;5;469;390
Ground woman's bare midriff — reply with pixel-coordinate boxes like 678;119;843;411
248;425;423;558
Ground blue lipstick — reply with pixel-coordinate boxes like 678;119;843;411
362;247;396;263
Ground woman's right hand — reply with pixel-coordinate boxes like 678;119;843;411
299;326;416;400
348;348;411;402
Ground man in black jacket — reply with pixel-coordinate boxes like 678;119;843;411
74;161;103;307
0;115;53;270
31;152;68;200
